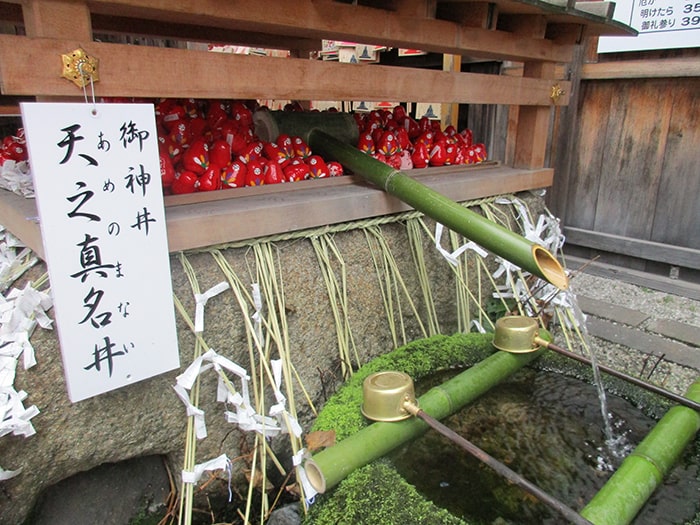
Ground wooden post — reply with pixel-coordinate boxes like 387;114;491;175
504;16;556;170
513;61;556;169
22;0;93;103
441;54;461;129
546;35;587;218
22;0;92;40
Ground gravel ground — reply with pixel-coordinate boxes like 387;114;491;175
570;272;700;328
556;272;700;397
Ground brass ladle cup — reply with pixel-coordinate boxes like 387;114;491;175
491;315;700;412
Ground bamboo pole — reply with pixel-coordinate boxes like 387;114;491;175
580;378;700;525
307;129;568;290
253;110;359;146
536;337;700;412
304;346;545;492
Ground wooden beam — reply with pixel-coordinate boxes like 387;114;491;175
393;0;437;17
90;14;320;51
436;2;493;28
0;35;571;105
565;255;700;300
58;0;575;63
564;226;700;270
0;165;554;255
582;57;700;79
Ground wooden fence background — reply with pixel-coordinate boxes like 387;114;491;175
545;47;700;288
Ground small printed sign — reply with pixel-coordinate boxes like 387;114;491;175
415;103;442;120
21;102;180;402
598;0;700;52
398;48;427;57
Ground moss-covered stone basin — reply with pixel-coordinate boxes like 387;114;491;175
303;333;700;525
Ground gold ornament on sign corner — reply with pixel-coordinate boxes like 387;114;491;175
61;48;99;88
550;83;565;103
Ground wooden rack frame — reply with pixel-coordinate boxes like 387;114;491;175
0;0;634;255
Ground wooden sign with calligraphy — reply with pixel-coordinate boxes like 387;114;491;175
21;102;180;402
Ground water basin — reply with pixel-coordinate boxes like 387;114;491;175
305;333;700;525
390;367;700;524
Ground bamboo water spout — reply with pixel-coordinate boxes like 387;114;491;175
307;129;568;290
253;110;567;290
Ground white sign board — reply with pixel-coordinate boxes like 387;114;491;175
598;0;700;52
21;102;180;402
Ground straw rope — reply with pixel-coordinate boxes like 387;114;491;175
170;192;580;523
364;225;428;348
176;252;206;525
406;218;440;336
311;234;360;379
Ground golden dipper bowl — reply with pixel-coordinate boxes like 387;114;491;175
492;315;541;353
361;371;418;422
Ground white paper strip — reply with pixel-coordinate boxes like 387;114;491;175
194;281;230;333
182;453;231;485
434;222;487;267
293;449;318;505
0;465;22;481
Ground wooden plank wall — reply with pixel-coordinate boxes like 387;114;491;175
547;48;700;282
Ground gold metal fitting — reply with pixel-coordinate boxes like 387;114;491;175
550;83;565;103
61;48;99;88
361;371;418;422
492;316;541;353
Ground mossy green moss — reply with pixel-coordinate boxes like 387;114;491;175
305;333;494;525
311;332;494;441
305;460;466;525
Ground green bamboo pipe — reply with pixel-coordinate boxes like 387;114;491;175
580;378;700;525
304;345;546;493
253;110;359;146
307;128;569;290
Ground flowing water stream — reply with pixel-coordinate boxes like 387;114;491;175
564;286;633;470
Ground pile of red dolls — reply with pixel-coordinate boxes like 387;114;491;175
155;99;344;194
354;105;487;170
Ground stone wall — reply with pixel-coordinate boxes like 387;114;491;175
0;192;551;524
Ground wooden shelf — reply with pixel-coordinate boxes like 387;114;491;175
0;0;631;254
0;164;553;257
